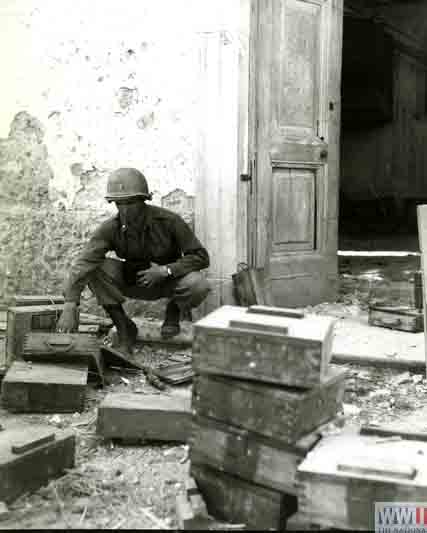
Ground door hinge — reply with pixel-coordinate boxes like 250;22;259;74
240;158;254;183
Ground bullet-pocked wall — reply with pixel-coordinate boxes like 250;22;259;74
0;0;246;313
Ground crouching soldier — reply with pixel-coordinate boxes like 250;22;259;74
57;167;211;356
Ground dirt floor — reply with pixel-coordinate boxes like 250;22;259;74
1;253;427;529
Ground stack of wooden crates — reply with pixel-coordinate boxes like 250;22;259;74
189;305;348;530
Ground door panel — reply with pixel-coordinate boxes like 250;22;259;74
253;0;343;307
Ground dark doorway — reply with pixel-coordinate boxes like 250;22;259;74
339;6;427;252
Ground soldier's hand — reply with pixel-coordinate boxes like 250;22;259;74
136;262;168;288
57;302;80;333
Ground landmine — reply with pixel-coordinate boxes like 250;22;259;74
296;432;427;530
0;423;75;503
97;393;191;442
2;360;88;413
192;305;336;388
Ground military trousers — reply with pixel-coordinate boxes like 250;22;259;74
87;258;211;310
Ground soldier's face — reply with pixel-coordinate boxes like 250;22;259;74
115;199;145;227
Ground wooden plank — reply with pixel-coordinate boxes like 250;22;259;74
1;361;87;413
192;366;346;445
0;425;75;503
368;306;423;332
360;424;427;442
189;416;320;494
96;393;191;442
193;305;336;388
191;463;297;531
417;205;427;375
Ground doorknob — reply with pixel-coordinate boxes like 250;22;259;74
320;149;328;160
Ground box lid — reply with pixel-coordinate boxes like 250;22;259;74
4;360;88;385
0;423;72;464
100;392;191;412
298;433;427;486
194;305;336;343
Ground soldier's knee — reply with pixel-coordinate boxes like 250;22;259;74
181;272;211;298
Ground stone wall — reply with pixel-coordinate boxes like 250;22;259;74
0;0;245;315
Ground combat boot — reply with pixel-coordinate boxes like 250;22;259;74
103;304;138;355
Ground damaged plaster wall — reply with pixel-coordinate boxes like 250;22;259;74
0;0;244;311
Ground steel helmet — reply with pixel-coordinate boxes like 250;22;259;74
105;167;153;202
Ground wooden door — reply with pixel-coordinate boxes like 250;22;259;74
251;0;343;307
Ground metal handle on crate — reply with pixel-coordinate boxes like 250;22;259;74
45;334;75;352
228;319;288;336
247;305;304;319
376;317;402;327
338;456;417;480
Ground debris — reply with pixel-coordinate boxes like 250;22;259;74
413;374;424;384
153;361;194;385
342;403;361;416
140;507;170;530
394;371;411;385
175;479;211;530
0;502;10;521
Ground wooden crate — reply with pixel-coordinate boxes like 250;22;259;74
368;305;423;333
296;433;427;530
97;393;191;442
192;366;346;445
6;305;63;365
193;305;336;388
1;360;87;413
0;423;75;503
22;332;104;386
190;463;297;531
190;416;320;494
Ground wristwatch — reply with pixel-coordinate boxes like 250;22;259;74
165;266;172;277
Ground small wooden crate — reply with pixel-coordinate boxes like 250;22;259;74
22;332;104;386
368;305;423;333
193;305;336;388
1;360;87;413
0;423;75;503
6;305;63;365
190;463;297;531
192;366;347;445
190;416;320;494
97;393;191;442
296;433;427;530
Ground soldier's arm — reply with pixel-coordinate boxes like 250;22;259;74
63;222;114;304
166;216;210;278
